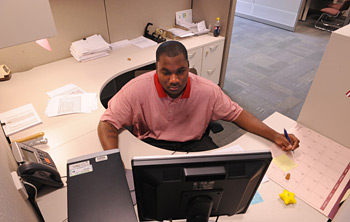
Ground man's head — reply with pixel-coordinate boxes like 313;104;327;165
156;41;189;99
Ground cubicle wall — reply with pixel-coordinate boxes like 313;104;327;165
0;130;39;221
0;0;109;73
298;25;350;148
0;0;237;86
105;0;191;42
235;0;303;31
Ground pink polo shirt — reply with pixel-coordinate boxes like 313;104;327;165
100;71;243;142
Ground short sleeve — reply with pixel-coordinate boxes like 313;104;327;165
211;89;243;122
100;89;133;130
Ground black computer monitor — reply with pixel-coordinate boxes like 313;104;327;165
132;150;272;222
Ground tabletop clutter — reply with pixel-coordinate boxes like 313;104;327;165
70;34;111;62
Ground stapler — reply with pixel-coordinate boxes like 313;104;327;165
144;23;166;43
13;132;48;146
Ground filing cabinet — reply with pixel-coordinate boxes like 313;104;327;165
188;40;224;84
188;47;203;75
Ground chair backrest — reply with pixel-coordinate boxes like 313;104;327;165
340;0;350;11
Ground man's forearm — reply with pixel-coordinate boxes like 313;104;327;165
233;110;300;151
233;110;279;142
97;121;119;150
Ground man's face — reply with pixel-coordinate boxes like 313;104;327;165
156;53;189;99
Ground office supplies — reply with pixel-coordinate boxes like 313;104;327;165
70;34;111;62
143;23;166;43
0;104;42;136
284;128;292;143
284;128;294;153
11;140;63;191
0;64;11;81
17;161;63;189
132;150;272;222
45;93;97;117
279;189;296;205
175;9;210;35
268;123;350;219
11;142;56;168
286;173;291;180
12;132;47;146
272;154;298;172
67;149;137;222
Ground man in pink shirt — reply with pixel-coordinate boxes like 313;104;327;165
98;41;299;152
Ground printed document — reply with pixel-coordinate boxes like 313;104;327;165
0;104;42;136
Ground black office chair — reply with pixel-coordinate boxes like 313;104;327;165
315;0;350;31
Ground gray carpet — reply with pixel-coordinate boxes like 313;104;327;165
211;15;331;147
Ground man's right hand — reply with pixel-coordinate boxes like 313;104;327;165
97;121;119;150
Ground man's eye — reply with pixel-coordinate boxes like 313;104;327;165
177;69;185;75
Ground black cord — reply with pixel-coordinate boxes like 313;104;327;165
215;216;220;222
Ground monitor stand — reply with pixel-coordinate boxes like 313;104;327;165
187;196;214;222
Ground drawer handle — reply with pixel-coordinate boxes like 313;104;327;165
209;45;218;51
207;67;216;75
188;52;196;58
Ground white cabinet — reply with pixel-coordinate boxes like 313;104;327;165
187;40;224;84
201;41;224;84
188;47;203;75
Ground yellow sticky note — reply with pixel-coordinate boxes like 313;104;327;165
272;154;298;172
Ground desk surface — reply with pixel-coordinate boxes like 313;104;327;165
0;34;327;222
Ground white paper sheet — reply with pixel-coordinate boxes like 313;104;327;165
47;83;87;98
111;39;131;50
45;93;97;117
130;36;157;49
0;104;42;136
167;28;194;38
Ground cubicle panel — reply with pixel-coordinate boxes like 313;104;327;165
0;129;39;221
235;0;254;15
0;0;109;73
192;0;232;37
298;26;350;148
252;4;299;28
192;0;236;87
236;0;303;31
105;0;191;42
254;0;301;12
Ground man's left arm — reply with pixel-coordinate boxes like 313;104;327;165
233;110;299;151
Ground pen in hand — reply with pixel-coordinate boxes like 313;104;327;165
284;128;294;152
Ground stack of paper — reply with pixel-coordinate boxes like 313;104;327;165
45;84;98;117
70;34;111;62
175;9;210;36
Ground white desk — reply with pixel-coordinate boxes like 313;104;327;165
0;34;327;221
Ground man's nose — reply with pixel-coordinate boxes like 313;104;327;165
169;74;179;83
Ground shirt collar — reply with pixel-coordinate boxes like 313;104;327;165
154;73;191;99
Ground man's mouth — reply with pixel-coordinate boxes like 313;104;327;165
169;85;179;91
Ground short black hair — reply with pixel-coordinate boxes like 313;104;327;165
156;41;188;61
